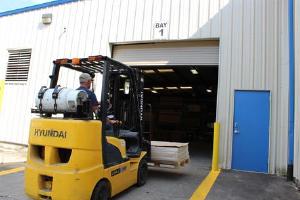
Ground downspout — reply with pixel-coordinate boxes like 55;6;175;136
287;0;295;181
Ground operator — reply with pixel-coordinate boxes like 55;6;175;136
106;99;122;125
105;98;122;135
77;73;99;113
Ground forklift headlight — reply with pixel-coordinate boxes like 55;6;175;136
45;180;52;190
40;175;53;191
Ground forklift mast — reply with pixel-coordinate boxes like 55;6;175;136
45;55;150;160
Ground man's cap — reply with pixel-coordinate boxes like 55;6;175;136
79;73;92;83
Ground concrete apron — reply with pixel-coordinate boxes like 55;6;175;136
0;142;27;164
206;170;300;200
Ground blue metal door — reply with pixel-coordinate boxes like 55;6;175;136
232;91;270;173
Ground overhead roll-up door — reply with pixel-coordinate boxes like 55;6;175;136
113;40;219;66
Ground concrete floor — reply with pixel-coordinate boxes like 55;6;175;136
0;162;25;171
114;141;212;200
0;171;27;200
1;140;299;200
0;142;27;164
0;141;212;200
207;170;300;200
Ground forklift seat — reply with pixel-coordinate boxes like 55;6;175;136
103;142;124;167
119;130;141;157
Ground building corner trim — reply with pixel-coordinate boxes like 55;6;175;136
287;0;295;181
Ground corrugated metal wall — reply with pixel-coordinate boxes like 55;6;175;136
294;0;300;183
217;0;289;174
0;0;289;174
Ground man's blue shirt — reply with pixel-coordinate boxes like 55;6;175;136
77;87;98;107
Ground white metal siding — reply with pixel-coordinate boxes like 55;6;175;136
0;0;289;174
218;0;289;175
294;0;300;183
113;41;219;66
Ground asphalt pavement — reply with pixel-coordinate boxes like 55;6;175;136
1;141;299;200
0;142;212;200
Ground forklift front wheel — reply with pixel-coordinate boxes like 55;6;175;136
91;180;110;200
137;159;148;186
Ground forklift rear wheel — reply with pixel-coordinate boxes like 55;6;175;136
137;159;148;186
91;180;110;200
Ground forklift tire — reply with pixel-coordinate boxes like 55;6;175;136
137;159;148;186
91;180;110;200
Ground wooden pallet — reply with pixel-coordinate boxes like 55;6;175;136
148;158;190;169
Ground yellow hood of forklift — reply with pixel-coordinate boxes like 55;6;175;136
29;118;102;150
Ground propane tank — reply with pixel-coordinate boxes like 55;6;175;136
35;87;88;113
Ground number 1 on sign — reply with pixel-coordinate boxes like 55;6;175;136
159;29;163;36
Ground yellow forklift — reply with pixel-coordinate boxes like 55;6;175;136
25;55;151;200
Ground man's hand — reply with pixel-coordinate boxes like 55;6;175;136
108;119;122;125
92;105;98;113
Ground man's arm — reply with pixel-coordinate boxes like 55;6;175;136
90;92;99;112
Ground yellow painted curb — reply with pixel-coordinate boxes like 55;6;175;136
189;170;220;200
0;167;25;176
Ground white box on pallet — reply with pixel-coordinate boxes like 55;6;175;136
150;141;190;163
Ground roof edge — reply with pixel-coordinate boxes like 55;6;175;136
0;0;79;18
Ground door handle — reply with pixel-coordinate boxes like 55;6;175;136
234;122;240;134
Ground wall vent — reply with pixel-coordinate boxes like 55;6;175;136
5;49;31;82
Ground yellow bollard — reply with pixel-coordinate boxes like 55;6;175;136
189;122;221;200
212;122;220;171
